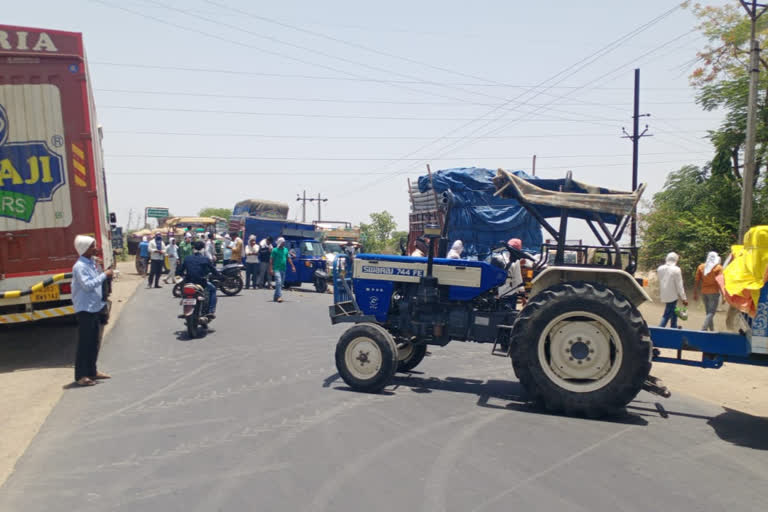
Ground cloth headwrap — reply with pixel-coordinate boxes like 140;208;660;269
704;251;721;276
74;235;95;256
665;252;679;265
185;232;192;239
142;236;148;242
169;237;175;243
508;238;522;250
276;237;286;246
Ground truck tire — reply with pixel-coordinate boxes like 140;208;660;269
510;282;651;417
396;342;428;372
335;323;398;393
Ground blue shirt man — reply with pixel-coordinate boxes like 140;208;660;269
71;235;113;387
72;255;107;313
176;241;219;316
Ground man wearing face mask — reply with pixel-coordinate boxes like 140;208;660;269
148;232;166;289
71;235;114;387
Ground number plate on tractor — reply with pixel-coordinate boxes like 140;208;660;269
31;285;60;303
182;298;197;306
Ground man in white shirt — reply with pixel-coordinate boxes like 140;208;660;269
164;237;179;284
205;232;217;264
657;252;688;328
147;233;165;289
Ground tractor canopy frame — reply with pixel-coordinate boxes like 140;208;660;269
493;169;646;274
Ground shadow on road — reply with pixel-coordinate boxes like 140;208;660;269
707;407;768;450
0;321;77;374
325;372;649;426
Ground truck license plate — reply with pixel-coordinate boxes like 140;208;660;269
31;285;60;303
182;298;197;306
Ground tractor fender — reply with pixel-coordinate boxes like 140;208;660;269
530;267;651;307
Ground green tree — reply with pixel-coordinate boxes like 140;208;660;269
198;207;232;219
360;211;398;253
640;165;738;284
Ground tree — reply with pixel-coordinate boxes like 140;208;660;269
640;165;738;284
689;2;768;182
360;211;398;253
198;207;232;219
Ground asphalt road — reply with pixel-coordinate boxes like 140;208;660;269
1;284;767;512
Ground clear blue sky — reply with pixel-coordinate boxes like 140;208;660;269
5;0;729;236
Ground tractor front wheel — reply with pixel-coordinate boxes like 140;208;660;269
335;323;398;393
510;282;651;417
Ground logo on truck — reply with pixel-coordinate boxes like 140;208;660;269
0;103;65;222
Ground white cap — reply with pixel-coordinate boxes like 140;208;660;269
74;235;95;256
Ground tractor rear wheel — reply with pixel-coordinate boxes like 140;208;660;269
396;341;428;372
335;323;398;393
510;282;651;417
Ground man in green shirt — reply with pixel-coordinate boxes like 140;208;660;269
270;237;295;303
178;232;193;264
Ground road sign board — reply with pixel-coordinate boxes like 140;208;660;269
146;207;169;218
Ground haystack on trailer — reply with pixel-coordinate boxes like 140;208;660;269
0;25;112;324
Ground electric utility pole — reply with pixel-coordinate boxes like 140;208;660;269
310;193;328;223
622;68;652;248
739;0;768;240
296;191;328;222
296;190;307;222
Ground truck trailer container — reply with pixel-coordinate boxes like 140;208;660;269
0;25;113;324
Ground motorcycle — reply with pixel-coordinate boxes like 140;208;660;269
179;282;211;339
173;263;244;298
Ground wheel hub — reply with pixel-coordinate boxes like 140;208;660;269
547;319;615;382
345;337;383;379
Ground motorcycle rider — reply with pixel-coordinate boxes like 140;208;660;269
176;240;219;319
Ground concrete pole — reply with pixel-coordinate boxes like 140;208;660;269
739;36;761;241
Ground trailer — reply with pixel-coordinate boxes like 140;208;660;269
0;25;113;324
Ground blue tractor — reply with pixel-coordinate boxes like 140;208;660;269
329;170;768;417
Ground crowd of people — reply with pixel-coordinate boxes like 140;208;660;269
136;229;298;304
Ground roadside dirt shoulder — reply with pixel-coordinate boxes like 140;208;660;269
0;261;141;487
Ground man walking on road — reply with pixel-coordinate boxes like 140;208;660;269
71;235;113;387
657;252;688;328
148;233;165;288
164;237;179;284
271;237;295;303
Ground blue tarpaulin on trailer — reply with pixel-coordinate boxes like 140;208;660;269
418;167;542;258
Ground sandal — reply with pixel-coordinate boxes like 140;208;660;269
92;372;111;380
76;377;96;387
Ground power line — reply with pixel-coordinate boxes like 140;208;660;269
344;8;689;192
105;151;710;161
407;29;701;179
105;129;711;139
95;88;700;107
98;104;635;123
105;160;707;176
89;61;696;90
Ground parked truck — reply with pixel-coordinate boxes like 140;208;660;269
0;25;113;324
